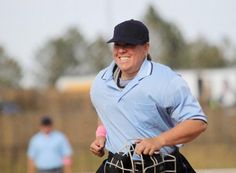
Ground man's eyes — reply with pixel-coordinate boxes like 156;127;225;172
114;43;135;48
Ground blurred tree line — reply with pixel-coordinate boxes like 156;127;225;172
0;47;22;88
0;5;236;89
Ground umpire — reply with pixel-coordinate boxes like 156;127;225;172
90;19;207;173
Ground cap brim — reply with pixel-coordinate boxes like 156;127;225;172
107;37;144;45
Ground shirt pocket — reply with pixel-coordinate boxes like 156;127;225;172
133;103;158;129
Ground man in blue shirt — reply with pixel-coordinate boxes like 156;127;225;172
90;19;207;173
27;116;73;173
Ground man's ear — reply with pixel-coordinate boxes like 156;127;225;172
145;42;150;52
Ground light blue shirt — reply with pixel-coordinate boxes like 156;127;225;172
90;59;207;154
27;130;72;169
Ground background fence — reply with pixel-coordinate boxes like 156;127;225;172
0;88;236;173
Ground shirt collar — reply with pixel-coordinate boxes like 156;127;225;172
101;58;153;81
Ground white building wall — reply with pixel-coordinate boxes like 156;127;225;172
56;68;236;106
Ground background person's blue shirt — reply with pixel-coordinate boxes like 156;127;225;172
90;59;207;154
27;130;72;170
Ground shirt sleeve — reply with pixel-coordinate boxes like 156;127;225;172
165;76;207;123
27;138;36;159
60;133;73;157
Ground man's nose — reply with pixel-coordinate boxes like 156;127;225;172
118;46;127;53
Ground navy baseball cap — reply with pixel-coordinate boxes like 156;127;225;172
107;19;149;45
41;116;53;126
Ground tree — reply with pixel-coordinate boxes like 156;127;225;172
143;5;187;69
87;37;112;74
66;37;112;76
34;28;88;87
220;37;236;67
186;38;226;69
0;46;22;88
143;5;228;69
33;27;113;88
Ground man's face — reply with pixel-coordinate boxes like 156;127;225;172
113;42;149;79
41;125;52;134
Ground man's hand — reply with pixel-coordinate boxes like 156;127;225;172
90;136;106;157
28;159;36;173
135;137;163;156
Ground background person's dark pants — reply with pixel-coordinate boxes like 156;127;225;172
96;150;196;173
37;167;63;173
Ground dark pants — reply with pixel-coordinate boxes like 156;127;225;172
96;150;196;173
37;167;63;173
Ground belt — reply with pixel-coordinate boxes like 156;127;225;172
108;148;179;160
37;167;63;173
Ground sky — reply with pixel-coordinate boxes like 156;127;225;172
0;0;236;72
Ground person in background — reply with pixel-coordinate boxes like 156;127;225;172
90;19;207;173
27;116;73;173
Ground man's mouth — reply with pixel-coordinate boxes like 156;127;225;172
119;56;129;62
